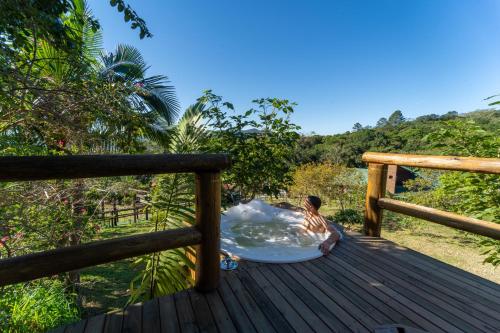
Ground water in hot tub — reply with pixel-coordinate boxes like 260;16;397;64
230;218;315;248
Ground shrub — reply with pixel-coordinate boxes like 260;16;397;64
0;280;79;332
290;163;366;210
333;209;363;228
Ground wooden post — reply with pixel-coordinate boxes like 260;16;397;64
364;163;387;237
145;206;149;221
101;200;105;220
194;171;221;292
133;195;137;223
113;200;118;227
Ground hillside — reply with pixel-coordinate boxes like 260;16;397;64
295;109;499;167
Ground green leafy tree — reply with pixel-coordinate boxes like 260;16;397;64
0;0;179;308
388;110;405;126
0;0;149;52
199;91;301;200
376;117;388;127
352;122;363;131
426;119;500;266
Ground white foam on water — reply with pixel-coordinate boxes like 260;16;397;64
221;200;327;263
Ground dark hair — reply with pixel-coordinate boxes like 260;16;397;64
307;195;322;210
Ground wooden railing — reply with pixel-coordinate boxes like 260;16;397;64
0;154;230;292
98;203;149;226
362;152;500;240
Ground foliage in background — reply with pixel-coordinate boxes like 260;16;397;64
425;119;500;266
0;0;149;53
95;44;179;152
332;209;363;229
0;280;79;332
0;0;176;326
289;162;366;211
0;180;102;259
294;110;499;167
1;0;175;156
199;91;300;200
426;120;499;221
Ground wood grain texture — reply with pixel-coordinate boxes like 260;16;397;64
378;198;500;240
55;232;500;333
0;227;201;286
364;163;387;237
362;152;500;174
0;153;230;181
194;172;221;292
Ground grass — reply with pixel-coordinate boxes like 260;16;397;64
79;221;152;316
380;216;500;284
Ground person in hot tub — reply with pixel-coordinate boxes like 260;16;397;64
303;195;343;255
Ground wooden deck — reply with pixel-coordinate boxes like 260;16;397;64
55;233;500;333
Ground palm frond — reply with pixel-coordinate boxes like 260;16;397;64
129;172;196;303
128;104;210;303
98;45;180;131
99;44;146;81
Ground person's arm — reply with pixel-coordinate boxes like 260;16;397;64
319;224;341;255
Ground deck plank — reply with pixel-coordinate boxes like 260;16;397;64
122;303;142;333
264;264;356;332
246;267;314;332
236;270;295;332
350;235;500;298
188;289;218;333
352;236;500;304
325;252;462;332
225;272;277;332
103;310;124;333
337;240;500;331
314;257;445;332
205;288;237;332
142;298;161;333
84;314;106;333
159;294;180;333
284;262;387;329
302;259;419;328
174;290;199;333
217;277;256;333
346;236;500;320
57;233;500;333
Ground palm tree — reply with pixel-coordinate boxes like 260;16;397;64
9;0;181;297
30;0;179;153
98;44;179;151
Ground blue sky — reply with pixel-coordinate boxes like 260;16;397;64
90;0;500;134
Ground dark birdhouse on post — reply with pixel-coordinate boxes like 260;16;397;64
386;165;416;194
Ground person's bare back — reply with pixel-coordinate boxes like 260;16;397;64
303;196;342;255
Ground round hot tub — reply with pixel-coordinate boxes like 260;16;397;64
220;200;327;263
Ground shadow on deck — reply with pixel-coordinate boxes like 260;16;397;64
55;233;500;333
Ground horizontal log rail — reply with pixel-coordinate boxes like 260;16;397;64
362;152;500;238
0;153;230;181
362;152;500;174
0;153;229;292
378;198;500;240
104;205;146;214
0;228;201;287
